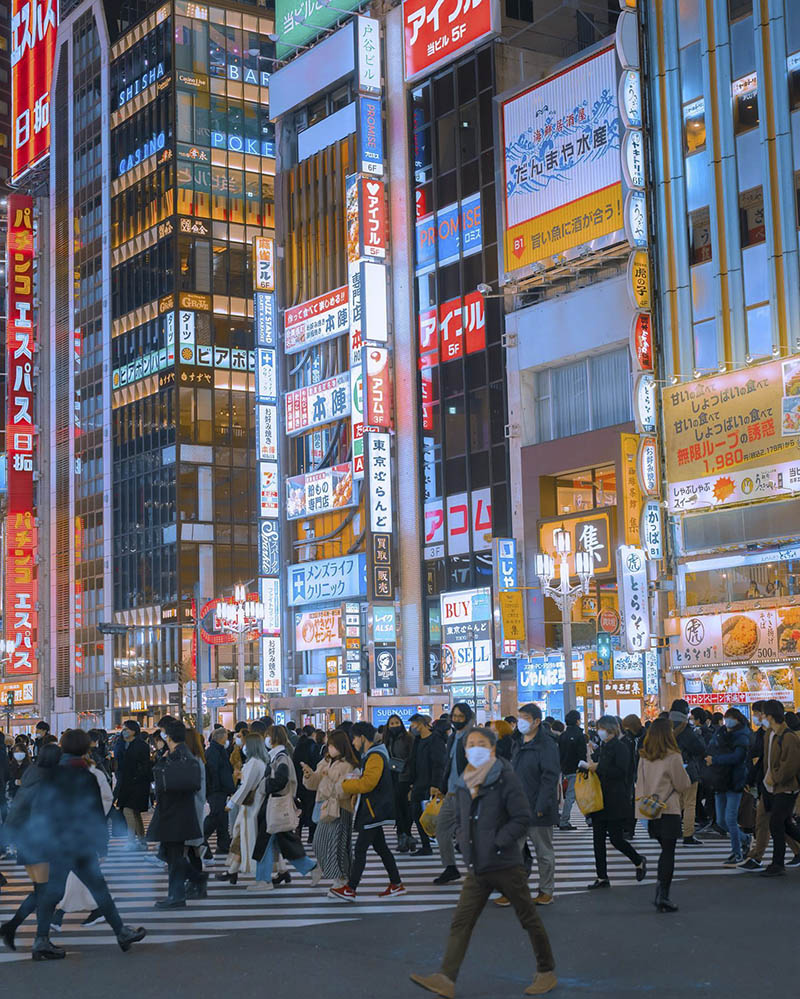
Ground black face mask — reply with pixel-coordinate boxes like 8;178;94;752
451;718;468;731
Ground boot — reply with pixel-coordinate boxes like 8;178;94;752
117;925;147;952
655;883;678;913
0;921;17;952
32;936;66;961
397;833;410;854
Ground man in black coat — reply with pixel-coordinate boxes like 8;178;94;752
293;724;320;844
669;699;707;844
148;719;205;909
558;709;587;830
113;719;152;850
408;713;447;856
410;726;556;999
204;727;234;857
0;732;9;823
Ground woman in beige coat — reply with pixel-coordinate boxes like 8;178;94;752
635;718;691;913
301;730;358;887
218;733;268;884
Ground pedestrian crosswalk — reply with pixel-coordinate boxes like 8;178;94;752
0;822;743;960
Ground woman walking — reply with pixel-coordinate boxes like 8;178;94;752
184;729;209;897
583;715;648;890
301;730;357;887
635;718;690;912
383;715;415;852
7;740;32;800
705;707;752;866
217;731;268;885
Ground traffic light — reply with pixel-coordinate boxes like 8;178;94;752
6;690;14;710
596;631;612;671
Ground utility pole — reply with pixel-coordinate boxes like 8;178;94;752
194;582;204;733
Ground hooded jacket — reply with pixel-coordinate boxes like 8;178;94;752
708;723;752;792
512;726;560;827
559;723;588;776
590;737;634;821
763;723;800;794
453;757;531;875
342;743;395;831
206;738;235;796
113;733;153;813
671;714;706;783
148;743;202;844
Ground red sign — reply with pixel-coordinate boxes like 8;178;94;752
631;311;653;371
359;176;387;259
403;0;496;82
598;609;620;635
6;195;38;676
364;347;393;429
11;0;58;182
432;291;487;363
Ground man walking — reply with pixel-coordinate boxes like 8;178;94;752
431;702;475;885
759;699;800;877
204;727;234;858
113;720;152;850
557;709;586;830
408;713;447;856
669;699;706;845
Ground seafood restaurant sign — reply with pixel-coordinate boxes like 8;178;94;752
661;357;800;513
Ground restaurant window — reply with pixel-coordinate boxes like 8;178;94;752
683;98;706;154
554;464;616;517
689;206;712;264
739;187;765;247
733;75;758;134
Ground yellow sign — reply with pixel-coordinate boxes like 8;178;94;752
538;510;615;577
661;356;800;512
499;591;526;641
620;432;642;545
0;680;35;705
627;249;650;310
179;291;211;311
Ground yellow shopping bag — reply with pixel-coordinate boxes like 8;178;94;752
420;795;444;838
574;770;604;815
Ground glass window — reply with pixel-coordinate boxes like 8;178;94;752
555;472;593;515
788;5;800;56
683;99;706;153
739;187;765;246
733;77;758;134
680;41;702;103
730;14;755;79
789;54;800;109
689;206;712;263
693;317;718;371
746;303;772;358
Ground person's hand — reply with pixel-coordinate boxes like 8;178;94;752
704;755;713;766
585;762;599;773
301;762;312;775
430;786;442;798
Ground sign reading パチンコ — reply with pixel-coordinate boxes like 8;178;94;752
661;357;800;513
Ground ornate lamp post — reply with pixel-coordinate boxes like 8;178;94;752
214;584;266;722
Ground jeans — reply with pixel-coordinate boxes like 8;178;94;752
524;825;555;897
592;817;644;880
762;790;800;868
436;792;459;869
441;867;554;982
255;835;316;882
715;791;743;856
203;791;231;853
123;808;145;842
560;775;576;827
655;835;677;893
348;826;400;890
37;855;123;937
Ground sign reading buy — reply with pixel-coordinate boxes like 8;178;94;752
403;0;498;82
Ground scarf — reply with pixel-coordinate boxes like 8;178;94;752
462;759;494;798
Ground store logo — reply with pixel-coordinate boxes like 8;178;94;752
684;618;705;646
210;131;274;158
118;131;165;175
118;62;165;107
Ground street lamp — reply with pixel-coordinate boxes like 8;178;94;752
214;584;267;722
535;528;594;715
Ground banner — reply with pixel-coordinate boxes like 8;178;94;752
671;607;800;669
364;347;393;428
286;463;355;520
440;588;493;684
295;607;342;651
403;0;497;81
288;554;367;606
285;373;351;436
275;0;361;58
284;286;350;354
617;546;650;654
11;0;58;181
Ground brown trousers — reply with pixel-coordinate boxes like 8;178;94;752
748;795;800;861
679;782;698;838
441;866;555;982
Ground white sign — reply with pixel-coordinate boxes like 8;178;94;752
637;435;659;497
357;16;381;94
261;636;282;693
625;190;648;248
634;373;656;434
619;69;642;128
257;403;278;461
179;310;195;345
285;372;351;436
284;286;350;354
259;461;280;518
260;576;281;634
361;261;388;343
617;545;650;654
622;129;644;190
256;347;277;402
439;587;493;684
640;499;663;560
367;432;392;533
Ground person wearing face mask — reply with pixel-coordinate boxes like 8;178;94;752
217;731;269;885
757;699;800;877
667;699;706;847
430;702;475;886
410;726;557;999
292;724;322;846
112;720;152;852
328;721;405;901
703;707;752;866
739;702;800;870
408;714;448;856
300;730;358;887
229;725;249;785
558;710;587;830
8;741;31;799
383;714;416;853
203;727;234;860
582;715;648;890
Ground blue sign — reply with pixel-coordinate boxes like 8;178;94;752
415;192;482;273
288;554;367;606
259;519;280;576
211;131;275;157
118;131;166;175
371;704;431;727
496;538;517;591
373;605;396;644
255;293;276;347
118;62;165;108
203;687;228;708
358;96;383;175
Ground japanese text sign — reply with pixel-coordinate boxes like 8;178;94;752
286;463;355;520
284;286;350;354
617;546;650;654
367;433;393;534
275;0;361;59
295;606;342;651
253;237;274;292
11;0;57;181
671;607;800;671
538;511;614;576
364;347;393;429
285;373;352;436
403;0;497;82
288;554;367;606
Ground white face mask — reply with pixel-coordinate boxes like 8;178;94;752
466;746;492;768
597;730;611;742
241;747;247;757
517;718;532;735
225;740;230;749
762;718;771;729
265;737;272;749
234;737;243;747
160;730;168;741
13;751;26;762
724;718;737;729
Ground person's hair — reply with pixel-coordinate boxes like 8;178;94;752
640;718;680;761
123;719;140;735
35;721;50;732
267;724;292;750
451;701;474;722
785;711;800;732
244;731;270;763
88;728;103;743
386;714;406;731
657;710;669;719
260;716;274;728
565;709;581;726
153;731;166;745
184;728;206;762
60;728;91;756
712;712;724;724
751;700;766;714
335;720;354;736
326;730;360;767
504;715;517;725
351;721;376;743
302;724;315;736
690;707;707;723
596;715;621;738
37;743;62;768
156;715;175;728
286;721;297;731
211;727;227;743
250;720;267;735
43;734;58;745
724;708;748;728
764;699;785;724
519;703;542;722
551;720;565;733
466;726;497;748
234;721;249;732
670;698;690;716
409;713;432;728
491;719;513;739
12;740;30;756
163;719;186;743
544;716;555;726
622;714;643;736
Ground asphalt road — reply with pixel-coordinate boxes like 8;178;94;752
3;866;795;998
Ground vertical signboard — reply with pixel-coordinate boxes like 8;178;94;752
11;0;58;182
617;545;650;654
6;195;38;676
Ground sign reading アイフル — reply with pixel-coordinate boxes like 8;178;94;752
500;44;623;281
661;357;800;513
402;0;499;82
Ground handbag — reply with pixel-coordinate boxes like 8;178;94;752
157;755;201;794
738;789;757;833
388;757;407;777
575;770;604;815
420;795;443;838
700;762;730;792
267;789;300;833
638;793;667;820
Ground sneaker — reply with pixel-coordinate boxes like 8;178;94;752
31;936;66;961
558;823;576;831
249;880;274;892
524;971;558;996
587;878;611;890
409;972;455;999
738;857;763;870
81;909;104;926
310;863;323;886
328;884;357;902
202;847;214;861
154;898;187;909
722;853;743;868
760;865;786;877
533;892;554;905
682;836;703;846
378;883;407;898
787;854;800;867
432;866;461;885
411;845;434;856
494;895;511;907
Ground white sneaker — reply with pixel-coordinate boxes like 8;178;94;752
250;880;274;891
310;864;323;886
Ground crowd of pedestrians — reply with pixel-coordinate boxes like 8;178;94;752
0;695;799;997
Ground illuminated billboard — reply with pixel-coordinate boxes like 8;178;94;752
11;0;58;182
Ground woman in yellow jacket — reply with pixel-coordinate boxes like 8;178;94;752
301;730;358;888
